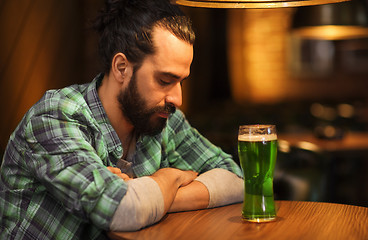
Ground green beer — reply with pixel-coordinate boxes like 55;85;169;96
238;125;277;222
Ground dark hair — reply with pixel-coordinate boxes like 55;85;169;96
93;0;195;73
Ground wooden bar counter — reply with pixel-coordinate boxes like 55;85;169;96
108;201;368;240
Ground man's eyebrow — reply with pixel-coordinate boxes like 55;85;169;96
160;72;187;80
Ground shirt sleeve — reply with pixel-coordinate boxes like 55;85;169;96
24;111;127;230
195;168;244;208
109;177;165;231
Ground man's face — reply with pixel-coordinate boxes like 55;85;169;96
118;26;194;136
118;72;176;136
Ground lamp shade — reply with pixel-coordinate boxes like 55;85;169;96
292;0;368;40
173;0;350;9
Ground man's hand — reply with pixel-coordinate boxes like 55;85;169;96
107;166;133;181
151;168;197;186
149;168;198;213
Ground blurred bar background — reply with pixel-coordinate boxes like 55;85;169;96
1;0;367;206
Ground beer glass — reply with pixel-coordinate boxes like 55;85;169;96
238;125;277;222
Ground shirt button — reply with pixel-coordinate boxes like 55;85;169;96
116;146;122;152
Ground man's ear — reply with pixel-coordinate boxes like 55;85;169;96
111;53;130;84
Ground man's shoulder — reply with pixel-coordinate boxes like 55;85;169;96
22;83;94;127
7;82;94;150
35;83;90;114
44;83;89;104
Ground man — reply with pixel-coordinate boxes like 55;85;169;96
0;0;244;239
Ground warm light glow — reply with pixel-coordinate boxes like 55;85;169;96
292;25;368;40
227;9;293;103
173;0;349;9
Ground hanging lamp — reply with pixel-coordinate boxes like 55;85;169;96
291;0;368;40
172;0;350;9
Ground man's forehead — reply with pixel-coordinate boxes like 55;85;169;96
142;25;193;79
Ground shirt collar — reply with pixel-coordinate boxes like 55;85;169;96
84;73;123;160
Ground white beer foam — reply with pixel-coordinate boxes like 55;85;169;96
238;133;277;142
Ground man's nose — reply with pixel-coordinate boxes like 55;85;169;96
166;82;182;107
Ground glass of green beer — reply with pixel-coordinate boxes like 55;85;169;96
238;124;278;222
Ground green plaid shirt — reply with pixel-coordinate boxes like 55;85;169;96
0;74;242;240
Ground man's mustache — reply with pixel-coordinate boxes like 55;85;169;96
154;103;176;114
164;103;176;114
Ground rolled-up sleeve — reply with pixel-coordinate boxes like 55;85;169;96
109;177;165;231
195;168;244;208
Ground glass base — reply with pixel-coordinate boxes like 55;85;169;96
242;216;276;223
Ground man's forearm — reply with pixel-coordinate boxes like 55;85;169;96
170;168;244;212
149;168;197;213
169;168;244;212
109;168;244;231
168;180;209;212
109;168;198;231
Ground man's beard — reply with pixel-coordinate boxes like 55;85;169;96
118;72;176;136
